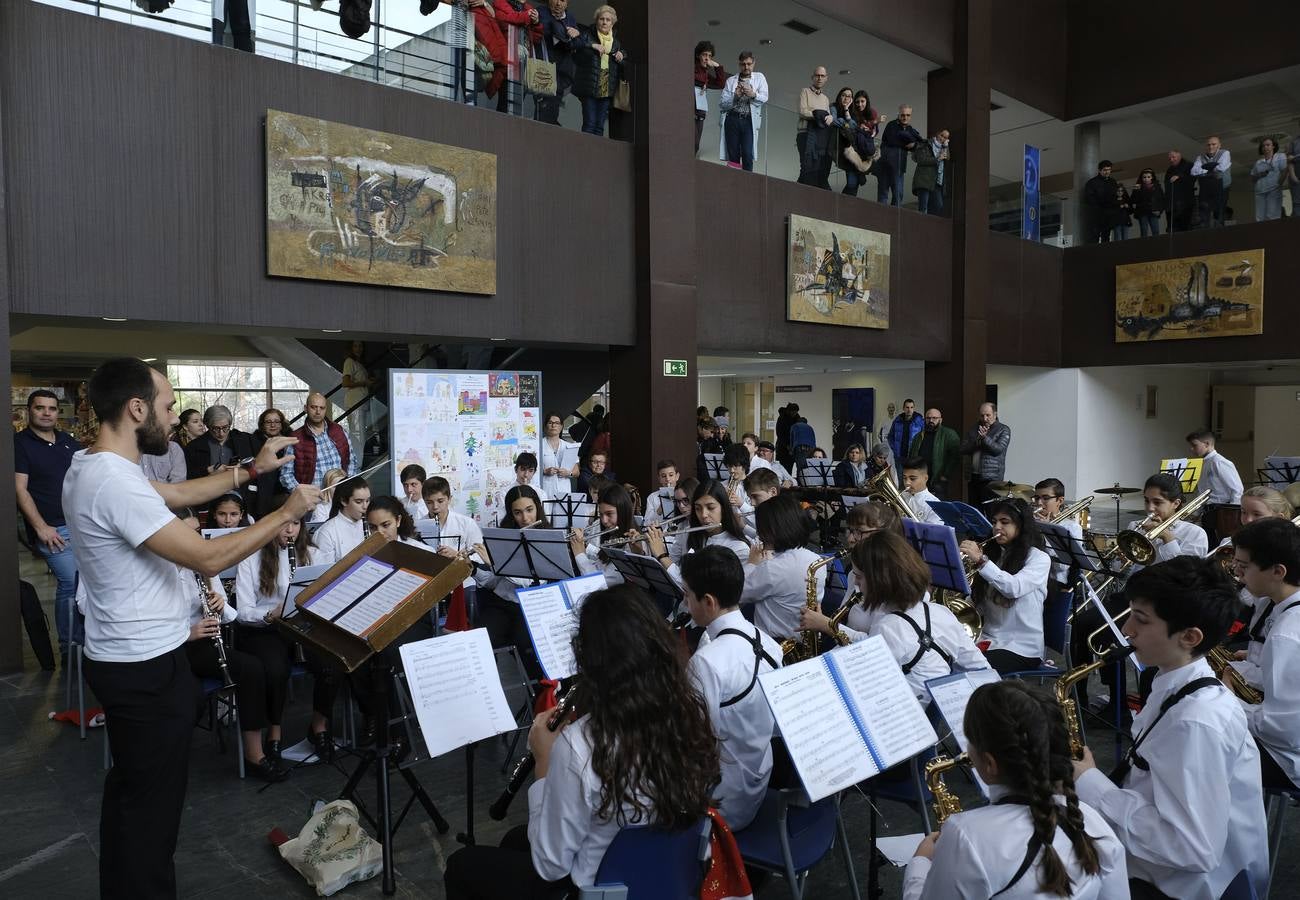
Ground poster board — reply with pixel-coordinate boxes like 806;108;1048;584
389;369;542;526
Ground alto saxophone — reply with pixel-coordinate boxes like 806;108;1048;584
196;572;237;691
1055;643;1135;758
782;548;851;664
1207;646;1263;704
924;752;969;825
779;590;863;659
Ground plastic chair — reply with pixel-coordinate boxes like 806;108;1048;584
1221;868;1260;900
576;818;711;900
1007;585;1075;681
1264;787;1299;897
733;788;860;900
864;749;937;834
194;677;246;778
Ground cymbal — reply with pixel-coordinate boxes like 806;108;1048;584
1095;484;1142;495
989;481;1034;498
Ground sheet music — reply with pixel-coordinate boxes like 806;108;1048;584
334;568;431;637
926;669;1001;753
399;629;517;758
282;563;332;615
303;558;394;621
517;573;606;680
760;663;880;802
828;636;938;768
414;519;462;552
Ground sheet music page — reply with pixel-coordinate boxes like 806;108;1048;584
926;669;998;752
303;557;394;621
759;661;880;802
399;629;516;758
828;636;937;770
563;572;607;608
517;577;592;680
334;568;431;637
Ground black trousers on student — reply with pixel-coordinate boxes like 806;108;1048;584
1258;739;1299;792
349;616;436;718
83;645;196;900
185;637;270;731
478;592;543;681
236;625;339;725
983;648;1042;676
1129;879;1175;900
444;824;575;900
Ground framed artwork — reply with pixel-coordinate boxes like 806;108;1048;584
787;214;890;329
1115;250;1263;342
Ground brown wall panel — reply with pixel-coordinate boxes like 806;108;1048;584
694;165;951;361
0;2;635;346
986;232;1063;367
1062;219;1300;368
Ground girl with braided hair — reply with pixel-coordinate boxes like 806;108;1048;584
904;680;1127;898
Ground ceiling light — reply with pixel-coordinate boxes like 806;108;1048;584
322;328;342;333
841;368;851;372
703;373;736;377
757;351;772;355
839;69;851;75
142;357;157;363
793;366;805;370
839;355;852;359
490;337;507;341
102;316;128;323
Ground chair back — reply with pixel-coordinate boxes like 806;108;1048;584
1042;586;1073;657
591;818;711;899
1219;869;1258;900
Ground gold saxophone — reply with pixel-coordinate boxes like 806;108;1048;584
781;549;852;664
1055;644;1136;758
924;752;969;825
1207;646;1263;704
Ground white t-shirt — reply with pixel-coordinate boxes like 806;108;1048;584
312;514;366;566
63;449;188;663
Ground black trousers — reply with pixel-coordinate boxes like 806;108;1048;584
1258;738;1299;792
478;592;543;681
1129;879;1175;900
983;648;1042;675
349;615;435;718
83;645;196;900
185;637;270;731
236;624;339;724
444;824;575;900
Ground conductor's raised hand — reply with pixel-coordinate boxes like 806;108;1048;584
254;436;298;473
284;484;322;522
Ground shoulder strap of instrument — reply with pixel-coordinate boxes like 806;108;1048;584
1110;676;1219;784
715;627;779;708
889;602;955;674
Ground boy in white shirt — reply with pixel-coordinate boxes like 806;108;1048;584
642;458;680;526
743;467;780;508
399;463;429;522
1187;429;1245;547
899;456;944;525
514;451;549;505
1073;556;1268;900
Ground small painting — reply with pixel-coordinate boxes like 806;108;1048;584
1115;250;1264;342
787;214;891;329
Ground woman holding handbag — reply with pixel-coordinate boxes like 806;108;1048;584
572;5;626;137
831;87;871;196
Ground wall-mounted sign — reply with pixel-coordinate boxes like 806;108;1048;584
663;360;688;377
776;385;813;393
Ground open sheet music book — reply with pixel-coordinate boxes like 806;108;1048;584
517;573;607;680
398;629;517;759
300;556;433;638
759;635;938;802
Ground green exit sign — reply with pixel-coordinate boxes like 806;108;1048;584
663;359;688;377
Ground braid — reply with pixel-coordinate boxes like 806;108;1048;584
1038;693;1103;877
1020;716;1072;896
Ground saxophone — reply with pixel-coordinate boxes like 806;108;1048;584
1055;643;1135;758
780;589;862;659
1207;646;1263;704
782;548;851;664
924;752;969;825
196;572;237;691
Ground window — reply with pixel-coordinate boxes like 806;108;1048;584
168;360;310;432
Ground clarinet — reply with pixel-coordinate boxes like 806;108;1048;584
196;572;237;691
286;543;307;663
489;682;579;820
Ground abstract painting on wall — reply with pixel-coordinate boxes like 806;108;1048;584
266;109;497;294
1114;249;1263;342
786;214;890;329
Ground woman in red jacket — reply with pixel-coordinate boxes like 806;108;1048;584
471;0;542;109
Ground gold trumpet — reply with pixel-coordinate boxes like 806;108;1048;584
1117;489;1212;565
1045;496;1094;527
1055;644;1136;758
1207;646;1263;704
925;752;970;825
783;549;852;664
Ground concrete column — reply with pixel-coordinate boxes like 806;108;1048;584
1071;121;1101;245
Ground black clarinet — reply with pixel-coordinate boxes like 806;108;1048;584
489;682;578;820
196;572;237;691
286;543;308;663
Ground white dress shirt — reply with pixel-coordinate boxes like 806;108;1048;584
742;547;826;640
976;547;1051;660
665;530;750;586
834;594;991;704
402;496;429;522
688;610;781;830
1198;449;1244;505
527;716;649;887
575;540;625;586
903;784;1128;899
1044;517;1083;584
183;571;236;627
426;510;484;589
904;487;944;525
540;439;577;498
1123;518;1208;578
1231;588;1271;689
1076;658;1268;900
311;514;366;566
234;545;294;625
641;489;674;525
1245;588;1300;784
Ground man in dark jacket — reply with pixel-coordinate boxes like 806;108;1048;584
908;407;961;499
876;105;922;207
887;399;924;478
1082;160;1118;243
1164;149;1195;232
960;402;1012;505
536;0;581;125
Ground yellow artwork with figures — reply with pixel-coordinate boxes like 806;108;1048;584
265;109;497;294
1115;249;1263;342
787;214;890;329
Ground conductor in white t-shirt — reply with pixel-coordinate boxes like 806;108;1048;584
64;358;319;899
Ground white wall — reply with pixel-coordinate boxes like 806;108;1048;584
987;366;1081;490
1254;385;1300;474
769;367;925;453
697;377;723;417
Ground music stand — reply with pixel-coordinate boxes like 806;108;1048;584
927;500;993;541
1159;457;1202;494
306;520;325;538
544;495;597;532
481;527;578;585
649;489;675;521
603;547;686;619
701;453;726;481
274;535;469;895
414;519;463;554
1038;522;1102;577
1259;456;1300;487
902;520;971;596
799;459;834;487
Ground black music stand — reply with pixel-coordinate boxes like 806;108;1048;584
544;495;597;532
481;527;578;585
413;519;464;554
1038;522;1102;577
701;453;726;481
1159;458;1201;494
604;548;686;619
798;459;834;487
648;489;676;521
1258;455;1300;487
902;520;971;595
927;500;993;541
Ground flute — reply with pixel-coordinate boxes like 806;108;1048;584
489;682;578;820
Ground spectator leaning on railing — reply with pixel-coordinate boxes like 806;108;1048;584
1164;150;1195;233
1250;137;1287;222
911;129;949;215
572;5;626;138
796;66;834;189
877;105;922;207
693;41;728;155
535;0;581;126
1287;122;1300;214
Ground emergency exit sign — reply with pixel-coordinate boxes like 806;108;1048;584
663;359;688;377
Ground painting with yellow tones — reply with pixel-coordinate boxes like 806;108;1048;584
266;109;497;294
787;214;890;329
1115;250;1263;342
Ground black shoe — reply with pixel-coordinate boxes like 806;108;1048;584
419;0;440;14
264;739;282;763
248;756;289;783
309;729;335;763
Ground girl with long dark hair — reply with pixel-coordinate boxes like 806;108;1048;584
443;584;720;899
645;479;749;586
570;482;635;585
311;477;371;565
473;484;552;679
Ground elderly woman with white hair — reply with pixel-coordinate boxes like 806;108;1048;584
571;4;627;137
183;404;254;483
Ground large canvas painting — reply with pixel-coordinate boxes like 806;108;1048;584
1115;249;1263;342
787;214;890;329
266;109;497;294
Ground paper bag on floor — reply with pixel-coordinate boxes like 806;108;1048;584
277;800;382;896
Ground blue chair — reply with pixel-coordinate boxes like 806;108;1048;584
576;818;711;900
1006;585;1075;681
1221;868;1259;900
733;788;860;900
864;749;937;834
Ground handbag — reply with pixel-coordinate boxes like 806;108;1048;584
277;800;382;896
524;35;557;97
473;41;495;77
613;78;632;112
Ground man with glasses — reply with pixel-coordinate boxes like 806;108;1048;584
878;104;922;206
796;66;833;189
183;405;254;494
907;407;960;500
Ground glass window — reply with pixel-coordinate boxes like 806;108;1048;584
169;360;310;433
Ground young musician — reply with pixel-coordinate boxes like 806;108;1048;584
802;530;988;702
1225;487;1295;689
400;463;429;522
821;501;904;617
1230;519;1300;790
1187;428;1244;546
646;479;750;586
642;458;680;525
569;482;635;585
899;457;944;525
308;467;344;523
905;680;1128;898
473;484;551;679
207;490;251;528
234;502;338;761
540;411;577;498
442;585;720;899
743;466;781;508
681;546;781;830
311;478;371;565
366;495;427;549
722;444;754;515
423;475;485;562
1127;474;1209;571
1033;477;1082;592
515;451;550;504
1073;557;1268;900
177;507;286;782
740;493;822;641
960;499;1051;675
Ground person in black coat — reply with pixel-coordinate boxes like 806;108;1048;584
535;0;581;125
1131;167;1167;238
1082;160;1118;243
571;5;627;137
876;105;922;207
1164;150;1195;232
184;405;256;505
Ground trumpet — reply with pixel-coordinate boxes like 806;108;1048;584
196;572;237;692
782;549;851;664
1041;495;1094;527
1117;489;1212;565
1207;646;1263;704
925;752;970;825
1055;644;1136;758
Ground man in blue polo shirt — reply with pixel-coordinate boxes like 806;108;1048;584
14;389;82;658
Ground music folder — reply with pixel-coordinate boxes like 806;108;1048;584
1159;456;1203;494
516;573;608;681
